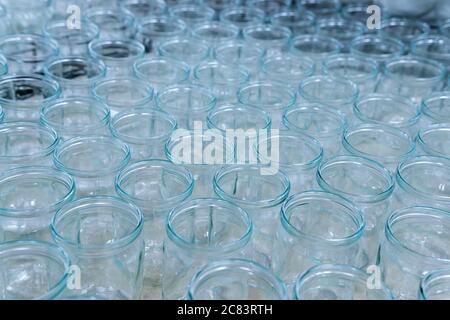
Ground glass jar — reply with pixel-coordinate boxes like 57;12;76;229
282;103;347;158
119;0;167;21
192;22;240;47
380;206;450;300
0;241;70;300
40;96;111;141
213;165;290;267
416;124;450;158
342;124;416;173
2;0;52;33
272;191;365;293
187;259;287;300
219;6;265;32
86;9;137;40
271;10;317;36
0;167;75;243
294;264;393;300
51;196;144;300
115;159;194;298
158;38;210;66
205;0;240;17
419;269;450;300
249;0;291;20
169;4;215;27
297;0;341;18
0;75;61;122
0;122;58;171
411;36;450;74
317;18;364;52
53;136;130;196
379;18;430;48
162;198;252;300
317;155;395;265
88;39;145;77
350;35;406;65
110;108;177;162
44;56;106;97
242;24;292;57
0;34;59;75
420;92;450;126
92;77;154;117
289;35;343;67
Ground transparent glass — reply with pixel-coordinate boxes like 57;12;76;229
237;81;296;128
248;0;292;19
0;75;61;122
2;0;52;33
271;10;317;36
51;196;144;300
187;259;287;300
44;56;106;97
88;39;145;77
0;241;69;300
119;0;167;21
192;22;240;47
158;38;210;66
294;264;393;300
205;0;240;16
440;19;450;38
242;24;291;57
289;35;343;66
44;19;99;56
116;159;193;299
411;36;450;74
214;165;290;267
169;4;215;27
380;206;450;300
0;34;59;75
419;269;450;300
380;18;430;48
317;18;364;52
163;198;252;300
0;122;58;171
417;124;450;158
297;0;341;18
40;96;111;141
282;104;347;158
92;77;154;117
349;35;406;64
0;167;75;242
420;91;450;125
110;108;177;162
86;9;136;40
219;6;265;31
53;136;130;196
272;191;365;294
317;155;394;265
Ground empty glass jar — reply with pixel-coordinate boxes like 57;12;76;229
158;38;210;66
416;124;450;158
270;10;316;36
316;18;364;52
297;0;341;18
220;6;265;32
379;18;430;48
169;4;215;27
350;35;406;65
242;24;292;57
420;91;450;126
289;35;343;66
86;9;137;40
192;22;240;47
419;269;450;300
119;0;167;21
411;36;450;74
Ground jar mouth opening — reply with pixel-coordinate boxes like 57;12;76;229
138;17;186;36
420;269;450;300
92;78;154;107
262;55;315;79
44;57;106;85
322;54;379;81
383;57;446;84
0;34;59;62
350;35;406;60
88;39;145;62
194;62;250;85
417;124;450;157
299;76;359;105
380;18;430;35
192;22;240;41
237;82;297;110
133;57;190;84
158;39;210;58
243;24;292;41
170;4;215;20
290;35;343;57
156;85;217;113
206;104;272;132
220;6;265;22
271;10;316;24
421;91;450;122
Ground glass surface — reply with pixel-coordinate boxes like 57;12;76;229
317;18;364;51
417;124;450;158
421;91;450;125
420;269;450;300
158;38;210;66
242;24;292;57
169;4;215;27
271;10;316;36
192;22;240;46
86;9;136;40
289;35;343;66
220;6;265;31
380;18;430;48
136;16;186;53
350;35;405;64
297;0;341;18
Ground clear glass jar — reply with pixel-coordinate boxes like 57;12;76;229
294;264;393;300
289;35;343;67
110;108;177;162
380;206;450;300
237;81;296;128
205;0;240;17
51;196;144;300
88;39;145;77
272;191;365;293
380;18;430;48
162;198;252;300
53;136;130;196
322;54;379;95
158;38;210;66
316;18;364;52
416;124;450;158
0;122;58;171
411;36;450;74
116;159;193;298
2;0;52;33
0;34;59;75
297;0;341;18
350;35;406;65
156;84;216;129
248;0;291;20
192;22;240;47
242;24;291;57
0;240;70;300
219;6;265;32
282;103;347;158
86;9;137;40
119;0;167;21
44;56;106;97
271;10;317;36
40;96;111;141
92;77;154;117
317;155;395;265
419;269;450;300
44;19;99;56
0;75;61;122
169;4;215;27
342;124;416;173
213;165;290;267
420;91;450;126
187;259;287;300
394;156;450;212
133;57;190;94
193;62;250;102
0;167;75;242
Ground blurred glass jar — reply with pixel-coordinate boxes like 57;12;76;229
214;165;290;267
416;124;450;158
380;206;450;300
192;22;240;47
40;96;111;141
116;159;193;298
0;75;60;122
283;104;347;158
43;19;100;56
297;0;341;18
158;37;210;66
204;0;240;17
51;196;144;300
317;155;395;265
92;77;154;117
169;4;215;27
271;10;316;36
86;9;137;40
379;18;430;48
187;259;287;300
322;54;379;95
44;56;106;97
53;136;130;196
242;24;291;57
317;18;365;52
133;57;190;93
0;34;59;75
350;35;406;65
419;269;450;300
248;0;292;21
88;39;145;77
0;241;70;300
119;0;167;21
110;108;177;161
162;198;252;300
289;35;343;67
0;122;58;171
237;81;296;128
342;124;415;173
0;167;75;243
294;264;393;300
420;91;450;126
411;36;450;74
2;0;52;33
220;6;265;33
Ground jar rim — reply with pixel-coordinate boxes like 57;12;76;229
44;56;106;85
88;39;145;62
